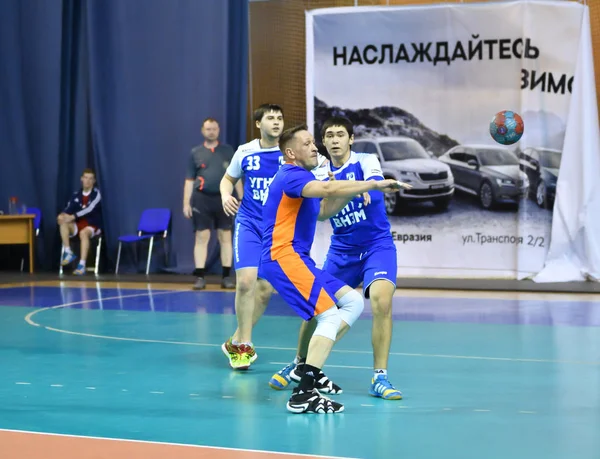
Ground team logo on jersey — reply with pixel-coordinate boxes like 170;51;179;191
346;172;356;181
331;199;367;228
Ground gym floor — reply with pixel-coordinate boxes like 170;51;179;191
0;280;598;459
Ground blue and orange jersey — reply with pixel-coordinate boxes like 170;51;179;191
261;163;321;262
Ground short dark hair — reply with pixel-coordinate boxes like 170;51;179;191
202;117;219;126
321;116;354;138
253;103;284;123
279;124;308;154
82;168;95;177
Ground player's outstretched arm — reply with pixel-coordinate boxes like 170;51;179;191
302;178;409;200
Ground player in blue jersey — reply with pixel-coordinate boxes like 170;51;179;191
269;116;406;400
219;104;285;370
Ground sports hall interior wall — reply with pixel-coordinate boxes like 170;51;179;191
246;0;600;140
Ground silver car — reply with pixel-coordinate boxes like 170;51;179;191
439;144;529;210
353;136;455;215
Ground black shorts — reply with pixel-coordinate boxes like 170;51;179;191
191;191;232;231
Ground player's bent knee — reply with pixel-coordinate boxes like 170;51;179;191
336;290;364;327
256;278;274;297
313;306;341;341
371;296;392;316
236;270;257;295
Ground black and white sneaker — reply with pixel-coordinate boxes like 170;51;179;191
290;367;343;394
286;388;344;414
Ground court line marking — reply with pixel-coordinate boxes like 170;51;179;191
24;291;181;327
22;293;600;366
5;280;600;302
0;428;360;459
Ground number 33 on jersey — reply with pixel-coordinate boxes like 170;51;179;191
225;139;285;222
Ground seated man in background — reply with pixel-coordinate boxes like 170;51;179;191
58;168;103;275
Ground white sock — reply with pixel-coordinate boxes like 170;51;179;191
64;246;73;253
374;369;387;379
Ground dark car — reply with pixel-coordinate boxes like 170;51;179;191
439;144;529;210
518;147;561;209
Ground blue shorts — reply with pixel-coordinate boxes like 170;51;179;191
258;253;346;321
233;219;262;270
323;245;397;299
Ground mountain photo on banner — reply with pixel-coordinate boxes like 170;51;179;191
307;2;583;279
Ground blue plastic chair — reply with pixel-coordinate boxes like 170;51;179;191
26;207;42;236
115;208;171;275
20;207;42;272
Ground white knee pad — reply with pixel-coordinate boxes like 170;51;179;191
313;306;342;341
336;290;364;327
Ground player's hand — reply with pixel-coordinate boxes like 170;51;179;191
362;192;371;206
183;204;193;219
376;179;412;193
222;194;240;217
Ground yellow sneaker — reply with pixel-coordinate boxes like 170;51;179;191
221;338;257;370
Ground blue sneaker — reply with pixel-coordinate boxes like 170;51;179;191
61;250;76;266
269;361;297;390
73;263;86;275
369;376;403;400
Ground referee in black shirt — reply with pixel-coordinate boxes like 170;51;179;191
183;118;240;289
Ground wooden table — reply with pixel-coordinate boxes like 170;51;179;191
0;214;35;273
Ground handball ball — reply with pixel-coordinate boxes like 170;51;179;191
489;110;524;145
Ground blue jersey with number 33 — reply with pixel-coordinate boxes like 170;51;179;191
226;139;284;228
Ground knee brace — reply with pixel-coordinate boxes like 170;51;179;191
313;306;342;341
336;290;364;327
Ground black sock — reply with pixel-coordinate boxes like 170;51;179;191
194;268;205;278
298;364;321;392
222;266;231;278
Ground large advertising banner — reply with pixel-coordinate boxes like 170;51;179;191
306;1;591;279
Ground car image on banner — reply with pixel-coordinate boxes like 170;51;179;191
518;147;562;209
438;144;529;210
353;136;454;215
